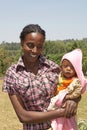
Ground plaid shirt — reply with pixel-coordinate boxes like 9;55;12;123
3;55;60;130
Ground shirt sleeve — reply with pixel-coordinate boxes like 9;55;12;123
2;67;17;95
67;78;82;99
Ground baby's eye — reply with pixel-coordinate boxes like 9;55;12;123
62;65;67;68
70;66;74;70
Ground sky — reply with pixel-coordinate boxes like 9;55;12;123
0;0;87;43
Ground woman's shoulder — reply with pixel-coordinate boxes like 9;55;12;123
6;64;17;75
48;60;59;67
40;55;59;67
40;55;61;73
6;57;24;73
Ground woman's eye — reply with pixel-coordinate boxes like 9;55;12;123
27;43;34;49
26;42;43;50
37;46;43;49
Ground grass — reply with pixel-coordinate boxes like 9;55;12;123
0;79;87;130
77;91;87;121
0;79;22;130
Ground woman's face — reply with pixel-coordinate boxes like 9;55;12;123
61;59;77;79
22;32;45;63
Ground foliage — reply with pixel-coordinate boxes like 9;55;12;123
78;120;87;130
0;43;21;76
0;38;87;76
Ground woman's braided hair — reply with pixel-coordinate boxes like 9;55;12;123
20;24;46;45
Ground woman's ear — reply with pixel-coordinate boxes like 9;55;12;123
20;40;24;46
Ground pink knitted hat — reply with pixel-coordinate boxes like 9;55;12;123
62;48;87;94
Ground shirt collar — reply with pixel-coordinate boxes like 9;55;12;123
16;54;50;72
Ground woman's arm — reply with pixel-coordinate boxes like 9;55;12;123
63;99;78;118
62;95;81;118
8;94;65;124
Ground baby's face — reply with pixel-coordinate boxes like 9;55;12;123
61;59;77;79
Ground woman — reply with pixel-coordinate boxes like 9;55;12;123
3;24;78;130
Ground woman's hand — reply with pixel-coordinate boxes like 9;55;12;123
63;100;78;118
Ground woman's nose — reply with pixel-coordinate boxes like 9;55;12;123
32;46;37;53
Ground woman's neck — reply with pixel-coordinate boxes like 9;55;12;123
23;56;39;75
